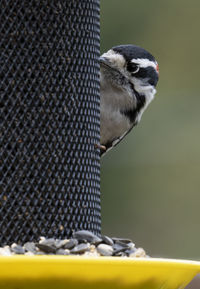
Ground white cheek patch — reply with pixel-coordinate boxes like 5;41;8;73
101;49;125;70
131;58;158;70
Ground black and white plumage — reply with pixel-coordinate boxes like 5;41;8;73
100;44;159;156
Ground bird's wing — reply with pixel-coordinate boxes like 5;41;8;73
100;124;135;157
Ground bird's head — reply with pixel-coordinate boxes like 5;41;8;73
100;44;159;100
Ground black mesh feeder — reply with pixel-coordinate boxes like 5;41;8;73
1;1;200;289
0;0;101;244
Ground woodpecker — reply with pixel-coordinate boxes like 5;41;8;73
99;44;159;156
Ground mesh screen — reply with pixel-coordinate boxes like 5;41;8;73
0;0;101;245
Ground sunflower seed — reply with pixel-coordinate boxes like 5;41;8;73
97;244;113;256
113;242;128;250
112;237;132;244
54;239;70;249
72;230;102;244
11;243;25;254
63;239;78;249
36;243;56;253
56;249;70;255
70;243;90;254
24;242;37;253
101;235;114;246
39;238;56;246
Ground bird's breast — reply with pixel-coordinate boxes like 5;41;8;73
100;90;133;146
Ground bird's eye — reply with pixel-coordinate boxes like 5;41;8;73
127;62;140;74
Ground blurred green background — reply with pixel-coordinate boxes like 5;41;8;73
100;0;200;260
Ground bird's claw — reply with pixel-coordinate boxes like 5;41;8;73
94;143;106;151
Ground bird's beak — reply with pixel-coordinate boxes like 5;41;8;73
99;56;108;63
99;56;112;68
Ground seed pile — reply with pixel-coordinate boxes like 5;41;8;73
0;230;147;258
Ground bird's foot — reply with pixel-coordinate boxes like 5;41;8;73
94;143;106;151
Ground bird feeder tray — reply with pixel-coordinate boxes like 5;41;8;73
0;256;200;289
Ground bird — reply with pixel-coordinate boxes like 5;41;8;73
99;44;159;156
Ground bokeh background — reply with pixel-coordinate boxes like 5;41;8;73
100;0;200;263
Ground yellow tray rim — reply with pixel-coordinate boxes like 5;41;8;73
0;256;200;273
0;256;200;289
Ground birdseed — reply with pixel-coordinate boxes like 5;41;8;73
97;244;113;256
0;230;148;258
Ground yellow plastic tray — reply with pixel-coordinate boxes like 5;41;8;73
0;256;200;289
